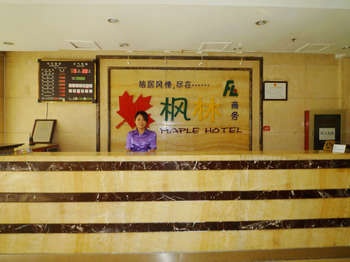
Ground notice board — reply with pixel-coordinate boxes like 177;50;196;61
38;60;95;102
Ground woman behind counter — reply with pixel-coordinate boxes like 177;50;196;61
126;111;157;152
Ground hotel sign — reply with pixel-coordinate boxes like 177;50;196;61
110;67;252;151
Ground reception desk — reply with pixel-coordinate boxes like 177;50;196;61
0;151;349;261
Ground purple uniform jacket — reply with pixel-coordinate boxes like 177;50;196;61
126;129;157;152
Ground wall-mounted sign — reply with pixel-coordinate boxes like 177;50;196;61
110;67;252;151
38;60;95;102
263;81;288;100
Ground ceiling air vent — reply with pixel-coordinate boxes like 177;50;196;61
198;42;232;52
65;40;101;50
295;43;331;53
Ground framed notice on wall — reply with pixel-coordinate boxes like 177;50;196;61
38;60;95;102
32;119;56;143
263;81;288;100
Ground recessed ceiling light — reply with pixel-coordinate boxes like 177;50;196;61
3;41;14;45
119;42;130;48
255;19;268;26
107;18;119;23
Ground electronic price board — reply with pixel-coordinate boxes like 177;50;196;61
39;60;95;102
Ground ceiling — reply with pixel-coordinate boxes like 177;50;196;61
1;0;350;57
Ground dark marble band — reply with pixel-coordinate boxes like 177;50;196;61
1;219;349;233
1;159;349;171
0;189;349;202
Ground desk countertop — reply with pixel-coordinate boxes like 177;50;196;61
2;150;350;162
0;143;24;150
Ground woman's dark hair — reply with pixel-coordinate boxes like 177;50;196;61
134;110;149;122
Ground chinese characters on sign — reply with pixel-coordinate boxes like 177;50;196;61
139;80;209;89
39;60;94;102
111;68;251;151
116;79;243;134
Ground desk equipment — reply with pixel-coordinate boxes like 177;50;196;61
0;143;24;155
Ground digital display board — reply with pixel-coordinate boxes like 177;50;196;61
39;60;95;102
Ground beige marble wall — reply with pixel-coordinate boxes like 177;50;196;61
263;54;345;151
4;51;98;151
341;57;350;144
3;51;349;151
0;52;4;143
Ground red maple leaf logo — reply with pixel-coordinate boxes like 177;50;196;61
116;91;154;129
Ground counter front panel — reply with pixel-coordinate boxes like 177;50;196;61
0;152;349;258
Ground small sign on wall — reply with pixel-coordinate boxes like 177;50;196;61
263;81;288;100
319;127;335;140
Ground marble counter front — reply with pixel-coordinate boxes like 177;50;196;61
2;150;350;171
5;150;350;161
0;151;349;259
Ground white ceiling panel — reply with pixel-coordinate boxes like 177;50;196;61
0;0;349;56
